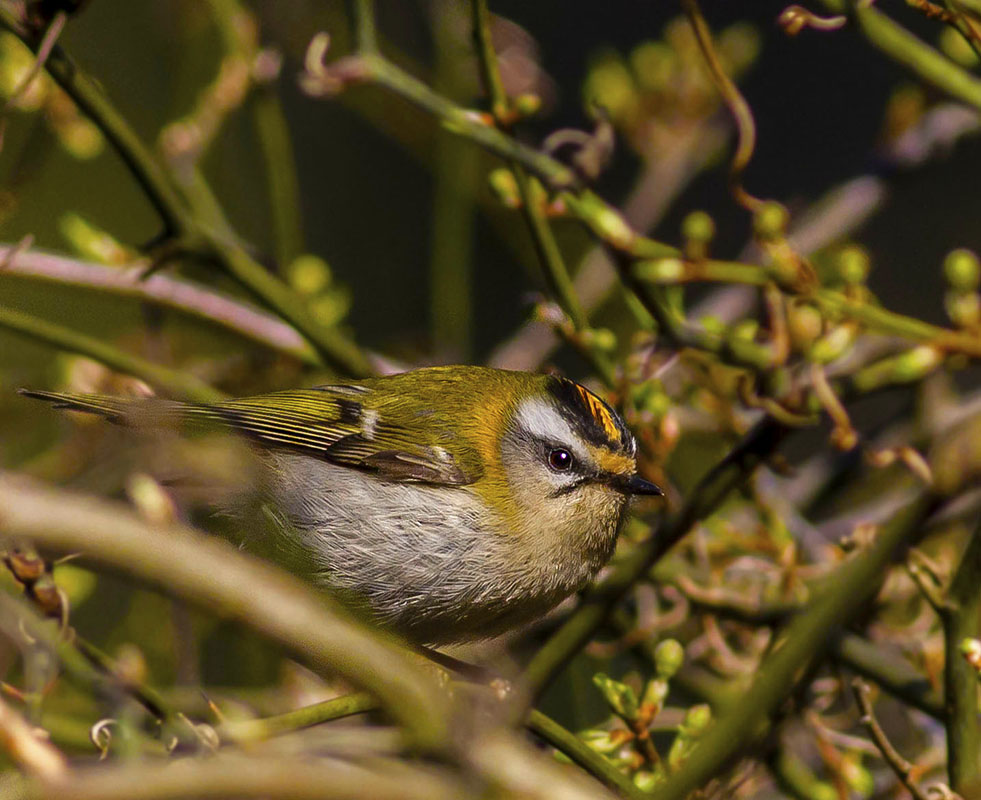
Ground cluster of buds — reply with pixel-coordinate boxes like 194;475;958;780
943;248;980;329
286;254;351;327
581;18;760;157
2;546;63;620
0;32;102;159
575;639;712;790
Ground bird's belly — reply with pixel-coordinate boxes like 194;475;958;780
256;454;588;643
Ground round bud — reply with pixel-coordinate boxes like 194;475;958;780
787;302;823;349
590;327;617;353
682;210;715;245
682;703;712;734
287;254;331;295
513;93;541;118
944;248;980;291
753;201;789;241
488;168;521;208
730;319;759;342
654;638;684;679
633;772;658;792
836;245;870;285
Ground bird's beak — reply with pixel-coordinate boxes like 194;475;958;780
612;473;663;496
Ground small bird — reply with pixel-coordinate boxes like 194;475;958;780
22;366;661;643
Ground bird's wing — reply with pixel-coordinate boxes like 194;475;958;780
20;387;480;486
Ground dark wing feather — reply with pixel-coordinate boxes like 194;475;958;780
21;386;480;486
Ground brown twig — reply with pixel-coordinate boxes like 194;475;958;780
852;677;931;800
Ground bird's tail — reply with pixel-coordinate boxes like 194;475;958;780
17;389;184;425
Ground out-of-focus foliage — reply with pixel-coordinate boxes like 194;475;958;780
0;1;980;799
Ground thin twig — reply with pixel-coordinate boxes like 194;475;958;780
682;0;764;212
649;492;938;800
0;305;225;403
852;678;931;800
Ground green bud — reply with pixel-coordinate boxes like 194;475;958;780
730;319;759;342
513;93;541;117
840;753;874;796
593;673;640;721
810;324;855;364
960;637;981;662
287;254;332;295
891;345;942;383
699;315;725;336
488;168;521;208
787;303;823;349
633;770;660;792
635;258;685;283
594;207;635;250
589;327;617;353
682;211;715;245
654;639;684;679
836;245;870;285
58;213;131;264
584;55;637;123
309;288;351;326
578;728;621;755
630;41;675;92
641;677;668;713
753;201;789;241
681;703;711;735
944;248;981;291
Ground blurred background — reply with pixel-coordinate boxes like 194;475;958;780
1;0;980;779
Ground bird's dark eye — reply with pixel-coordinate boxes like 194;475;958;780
548;448;574;471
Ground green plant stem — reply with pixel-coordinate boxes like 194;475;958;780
0;475;452;752
834;632;945;720
819;0;981;110
0;10;190;237
470;0;508;120
348;53;576;188
429;4;478;359
351;0;379;54
0;7;371;378
221;692;376;742
0;305;225;403
468;0;617;385
526;709;647;800
251;85;304;270
649;492;938;800
201;237;371;376
523;417;785;698
940;518;981;791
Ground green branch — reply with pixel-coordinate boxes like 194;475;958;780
526;709;647;799
819;0;981;109
941;518;981;791
0;305;225;403
0;7;372;378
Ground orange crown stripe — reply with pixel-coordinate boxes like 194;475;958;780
575;385;620;443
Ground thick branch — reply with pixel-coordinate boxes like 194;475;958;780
0;245;319;365
0;475;451;752
942;519;981;791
